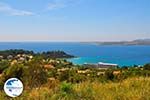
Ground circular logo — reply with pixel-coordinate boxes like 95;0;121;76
4;78;23;98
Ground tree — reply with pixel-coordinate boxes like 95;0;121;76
143;64;150;70
105;70;114;81
3;63;24;81
23;57;48;89
0;60;10;73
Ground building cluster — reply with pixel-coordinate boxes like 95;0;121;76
84;62;118;69
0;54;33;65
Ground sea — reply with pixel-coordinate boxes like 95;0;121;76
0;42;150;66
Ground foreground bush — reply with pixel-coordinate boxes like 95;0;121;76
0;57;48;90
23;57;48;89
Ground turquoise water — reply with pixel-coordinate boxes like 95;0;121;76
67;57;144;66
0;42;150;66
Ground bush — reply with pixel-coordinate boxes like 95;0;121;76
57;69;87;83
60;82;73;94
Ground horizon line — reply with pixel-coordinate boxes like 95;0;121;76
0;38;149;43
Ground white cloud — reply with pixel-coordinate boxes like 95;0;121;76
0;2;34;16
47;0;81;10
47;1;65;10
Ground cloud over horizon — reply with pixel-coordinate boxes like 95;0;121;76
0;0;82;16
0;2;34;16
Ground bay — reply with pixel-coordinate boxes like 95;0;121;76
0;42;150;66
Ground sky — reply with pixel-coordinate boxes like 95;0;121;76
0;0;150;42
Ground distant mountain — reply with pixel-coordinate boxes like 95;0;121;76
92;39;150;45
133;39;150;42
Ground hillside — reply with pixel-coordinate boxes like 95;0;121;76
92;39;150;45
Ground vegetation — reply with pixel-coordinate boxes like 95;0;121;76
41;50;74;59
0;77;149;100
0;49;34;59
0;49;150;100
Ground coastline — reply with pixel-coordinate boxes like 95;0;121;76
67;57;145;67
0;42;150;66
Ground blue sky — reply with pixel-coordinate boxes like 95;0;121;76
0;0;150;42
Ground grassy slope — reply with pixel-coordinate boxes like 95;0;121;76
0;77;150;100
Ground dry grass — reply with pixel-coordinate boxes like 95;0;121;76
74;77;150;100
0;77;149;100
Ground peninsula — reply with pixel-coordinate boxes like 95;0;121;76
87;39;150;45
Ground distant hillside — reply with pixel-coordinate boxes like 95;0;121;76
41;51;74;59
0;49;74;59
93;39;150;45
